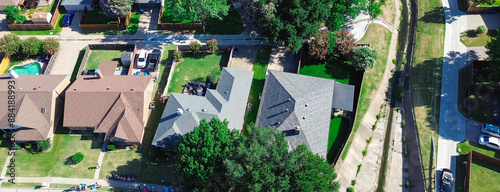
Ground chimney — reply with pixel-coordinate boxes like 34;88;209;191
8;70;18;79
95;69;103;79
176;108;183;116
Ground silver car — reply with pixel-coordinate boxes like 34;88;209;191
481;123;500;137
478;135;500;151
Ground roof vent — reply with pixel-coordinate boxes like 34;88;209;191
41;108;46;113
224;91;228;94
288;98;291;101
106;87;111;90
74;88;78;91
176;108;183;116
294;126;301;133
286;109;289;112
303;117;306;120
131;88;135;91
277;121;281;125
202;109;207;112
186;108;191;111
305;104;308;107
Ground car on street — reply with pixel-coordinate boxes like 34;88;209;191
478;135;500;150
137;50;148;69
482;123;500;137
63;12;74;27
440;168;454;192
148;49;161;71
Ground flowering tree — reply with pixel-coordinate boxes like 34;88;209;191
308;30;329;60
206;39;218;54
335;29;357;56
0;34;21;56
189;41;201;54
41;38;59;55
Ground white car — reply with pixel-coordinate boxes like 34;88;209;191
478;135;500;151
482;123;500;137
137;50;148;69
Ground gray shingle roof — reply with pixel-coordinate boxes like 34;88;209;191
152;68;253;148
61;0;92;6
332;82;355;111
256;70;355;158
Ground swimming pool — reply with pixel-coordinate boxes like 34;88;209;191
11;62;42;75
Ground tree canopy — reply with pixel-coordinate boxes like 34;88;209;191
4;6;26;24
486;29;500;78
166;0;229;31
99;0;133;18
0;34;22;56
175;119;339;192
309;30;330;60
21;37;41;56
351;46;377;71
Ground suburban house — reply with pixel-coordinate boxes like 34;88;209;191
0;75;70;142
64;72;154;145
61;0;93;11
256;70;355;158
152;67;253;148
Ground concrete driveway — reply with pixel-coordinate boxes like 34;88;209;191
467;13;500;30
60;11;83;36
268;46;299;73
229;46;259;71
465;119;482;144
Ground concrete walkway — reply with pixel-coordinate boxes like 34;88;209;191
0;150;14;184
0;177;174;192
94;141;108;180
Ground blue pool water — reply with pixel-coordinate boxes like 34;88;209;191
11;62;42;75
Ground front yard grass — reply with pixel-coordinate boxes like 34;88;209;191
99;45;179;186
49;183;74;189
167;51;229;94
86;50;125;70
411;0;445;189
460;30;497;47
11;127;101;178
1;182;41;188
244;45;272;125
0;140;10;172
470;157;500;192
341;24;392;160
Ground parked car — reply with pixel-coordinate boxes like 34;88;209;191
482;123;500;137
63;12;74;27
440;168;454;192
137;50;148;69
478;135;500;150
148;49;161;71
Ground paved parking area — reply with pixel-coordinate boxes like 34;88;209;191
465;119;483;144
467;13;500;30
229;45;259;71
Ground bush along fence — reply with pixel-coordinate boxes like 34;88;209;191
8;0;62;30
157;7;202;30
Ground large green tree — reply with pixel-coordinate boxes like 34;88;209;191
99;0;133;18
166;0;229;32
21;37;42;56
176;118;243;191
351;46;377;71
486;29;500;79
4;6;26;24
0;34;22;56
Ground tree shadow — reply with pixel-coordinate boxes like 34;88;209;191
420;7;446;24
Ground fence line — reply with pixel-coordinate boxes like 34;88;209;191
8;0;62;31
43;48;60;75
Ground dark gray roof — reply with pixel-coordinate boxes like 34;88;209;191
135;0;162;3
332;82;355;111
255;70;355;158
61;0;92;6
152;68;253;148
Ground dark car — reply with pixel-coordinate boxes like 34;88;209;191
440;168;454;192
63;12;74;27
148;49;162;71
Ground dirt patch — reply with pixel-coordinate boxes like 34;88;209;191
380;0;397;24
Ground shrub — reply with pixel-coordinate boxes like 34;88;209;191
0;34;22;56
391;69;395;73
2;133;7;139
132;144;139;150
377;114;381;120
363;150;367;156
14;143;21;150
400;16;403;21
173;50;182;61
4;6;26;24
373;124;377;130
403;137;407;142
404;166;408;172
404;149;408;157
352;179;357;185
405;181;410;188
351;46;377;71
72;152;84;164
207;68;222;84
189;41;201;54
402;120;406;128
369;2;382;18
392;59;396;64
348;187;355;192
37;140;50;151
357;164;362;174
107;144;116;151
206;39;218;54
22;37;42;56
476;25;487;34
41;38;59;55
25;143;32;149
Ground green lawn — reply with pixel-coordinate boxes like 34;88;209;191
10;128;101;178
411;0;445;188
167;51;229;94
460;30;496;47
299;59;350;85
480;0;500;6
10;13;65;35
0;140;10;172
127;12;141;35
341;24;392;160
456;140;500;158
470;157;500;192
327;117;350;163
1;182;41;188
49;183;74;189
244;45;272;125
86;50;125;70
99;45;180;186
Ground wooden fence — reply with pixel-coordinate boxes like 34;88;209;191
43;49;60;75
157;7;202;30
462;0;500;13
465;150;500;191
8;0;62;30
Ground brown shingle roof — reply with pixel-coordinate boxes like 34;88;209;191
64;75;152;143
0;0;19;6
98;61;119;76
0;75;69;141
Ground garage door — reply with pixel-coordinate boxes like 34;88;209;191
63;5;85;11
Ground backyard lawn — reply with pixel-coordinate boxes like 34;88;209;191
469;157;500;192
341;24;392;160
327;117;350;163
167;51;229;94
460;30;497;47
204;5;245;35
244;45;272;125
455;141;500;192
86;50;125;70
10;127;101;178
84;7;118;24
411;0;445;188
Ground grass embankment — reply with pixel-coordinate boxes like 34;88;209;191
167;51;229;94
411;0;445;189
244;45;272;125
85;50;125;70
341;24;392;160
